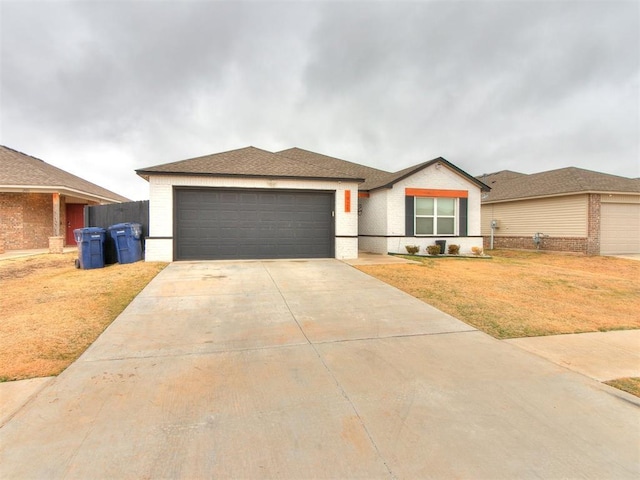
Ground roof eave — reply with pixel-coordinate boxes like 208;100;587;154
0;184;129;203
482;190;640;204
135;170;364;184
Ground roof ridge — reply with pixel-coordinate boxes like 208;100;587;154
279;147;391;174
275;148;369;180
478;169;527;177
1;145;47;164
277;147;391;181
136;146;365;182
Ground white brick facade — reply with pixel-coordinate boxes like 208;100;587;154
145;175;359;262
358;162;484;256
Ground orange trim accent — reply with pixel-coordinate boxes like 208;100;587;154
405;188;468;198
344;190;351;213
358;192;370;198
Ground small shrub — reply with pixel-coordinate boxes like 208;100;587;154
426;245;442;255
448;244;460;255
405;245;420;255
471;246;483;256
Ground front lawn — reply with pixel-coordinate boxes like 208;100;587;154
356;250;640;339
0;253;167;381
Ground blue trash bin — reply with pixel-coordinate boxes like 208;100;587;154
73;227;106;269
108;223;143;264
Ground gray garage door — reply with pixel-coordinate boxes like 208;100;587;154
175;188;334;260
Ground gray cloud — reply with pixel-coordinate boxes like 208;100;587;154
1;1;637;200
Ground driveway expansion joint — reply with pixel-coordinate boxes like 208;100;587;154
81;341;313;363
310;328;479;345
262;262;397;478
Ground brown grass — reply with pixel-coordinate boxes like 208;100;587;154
605;378;640;397
0;253;166;381
356;250;640;339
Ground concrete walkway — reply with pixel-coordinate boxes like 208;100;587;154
342;251;420;266
0;247;77;260
506;330;640;381
0;377;55;425
611;253;640;261
1;260;639;479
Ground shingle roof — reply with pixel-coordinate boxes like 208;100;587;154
0;145;130;202
276;147;389;189
479;167;640;203
137;146;489;192
136;146;365;182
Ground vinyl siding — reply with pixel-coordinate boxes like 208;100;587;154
601;194;640;204
601;202;640;254
481;195;588;237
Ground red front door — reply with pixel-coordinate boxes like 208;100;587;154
66;204;86;245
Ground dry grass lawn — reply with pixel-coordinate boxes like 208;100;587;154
605;377;640;397
0;253;166;381
356;250;640;339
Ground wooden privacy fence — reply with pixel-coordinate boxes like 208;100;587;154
84;200;149;263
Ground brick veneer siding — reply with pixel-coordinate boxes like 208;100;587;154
484;235;589;253
0;193;53;249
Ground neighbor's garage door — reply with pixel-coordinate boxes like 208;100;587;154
175;188;334;260
600;203;640;254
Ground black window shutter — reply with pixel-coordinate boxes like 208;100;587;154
459;197;468;236
405;196;415;236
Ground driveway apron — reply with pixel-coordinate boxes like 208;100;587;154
1;259;638;479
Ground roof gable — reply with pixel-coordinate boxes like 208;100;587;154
480;166;640;202
365;157;490;192
0;145;130;202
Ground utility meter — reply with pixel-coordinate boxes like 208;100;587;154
490;220;499;229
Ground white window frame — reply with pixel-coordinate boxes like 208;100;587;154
415;197;458;236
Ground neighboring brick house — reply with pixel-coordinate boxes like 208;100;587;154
0;146;129;253
137;146;489;261
478;167;640;255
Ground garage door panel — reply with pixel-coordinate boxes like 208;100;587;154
175;189;334;260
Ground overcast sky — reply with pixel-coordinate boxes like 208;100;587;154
1;0;638;200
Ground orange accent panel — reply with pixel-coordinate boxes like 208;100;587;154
358;192;370;198
405;188;468;198
344;190;351;212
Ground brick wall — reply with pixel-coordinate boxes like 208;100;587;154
386;162;483;236
145;175;360;261
0;193;52;249
586;193;601;255
484;235;589;253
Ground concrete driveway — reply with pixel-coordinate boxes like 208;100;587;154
1;260;639;479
